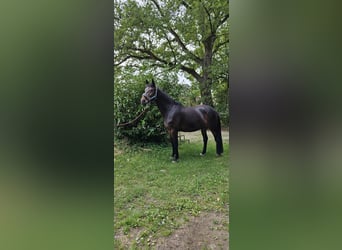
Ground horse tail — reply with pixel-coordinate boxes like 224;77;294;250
216;114;224;154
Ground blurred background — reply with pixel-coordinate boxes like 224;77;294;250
231;0;342;249
0;1;113;249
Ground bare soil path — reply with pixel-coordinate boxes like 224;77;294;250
156;212;229;249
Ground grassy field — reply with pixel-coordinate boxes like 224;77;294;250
114;138;229;249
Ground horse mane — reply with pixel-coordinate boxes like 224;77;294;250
158;88;183;106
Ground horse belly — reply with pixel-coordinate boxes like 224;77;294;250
179;118;204;132
180;127;201;132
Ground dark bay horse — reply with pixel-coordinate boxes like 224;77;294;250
141;79;223;161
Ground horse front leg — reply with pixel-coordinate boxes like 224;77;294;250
168;129;175;159
169;129;179;162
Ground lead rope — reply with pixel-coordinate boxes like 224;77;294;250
116;106;150;127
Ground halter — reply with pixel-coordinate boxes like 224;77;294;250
142;87;158;103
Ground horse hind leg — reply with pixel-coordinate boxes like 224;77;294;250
200;128;208;156
212;129;223;156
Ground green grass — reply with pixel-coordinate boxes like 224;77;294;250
114;140;229;249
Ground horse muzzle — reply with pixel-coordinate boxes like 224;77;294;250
141;96;148;105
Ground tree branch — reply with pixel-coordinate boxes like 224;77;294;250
217;14;229;29
162;30;177;64
133;47;170;65
151;0;163;16
130;46;202;81
199;0;214;34
181;1;191;9
150;63;171;68
114;55;131;67
180;65;202;82
151;0;202;64
125;48;202;83
213;39;229;54
168;29;202;63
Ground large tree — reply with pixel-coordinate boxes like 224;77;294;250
114;0;229;107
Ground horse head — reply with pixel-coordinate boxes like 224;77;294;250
141;79;158;105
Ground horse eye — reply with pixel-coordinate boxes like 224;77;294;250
146;89;153;96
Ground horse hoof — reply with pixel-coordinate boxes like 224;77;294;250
216;153;222;157
172;159;178;163
200;153;205;156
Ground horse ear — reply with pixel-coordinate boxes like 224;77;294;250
152;79;155;87
145;80;149;85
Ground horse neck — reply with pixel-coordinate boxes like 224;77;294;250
155;90;178;117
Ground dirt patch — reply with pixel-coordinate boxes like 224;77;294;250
114;227;144;248
114;147;123;157
156;212;229;250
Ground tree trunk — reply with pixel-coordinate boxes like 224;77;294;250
200;34;216;107
199;79;213;106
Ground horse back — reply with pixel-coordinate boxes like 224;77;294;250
165;105;219;132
